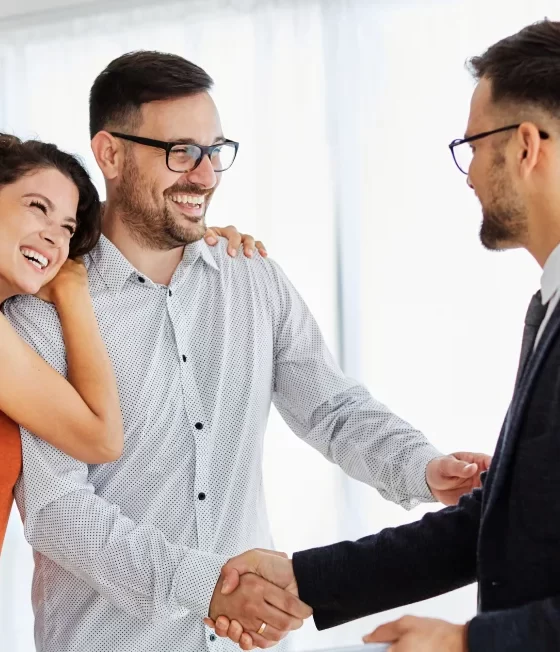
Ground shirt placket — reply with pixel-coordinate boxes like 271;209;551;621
166;278;214;551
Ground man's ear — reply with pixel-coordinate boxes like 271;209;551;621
91;131;121;181
517;122;542;178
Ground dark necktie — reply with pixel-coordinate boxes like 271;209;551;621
515;290;548;387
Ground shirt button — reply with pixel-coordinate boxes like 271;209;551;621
138;276;145;283
491;580;501;588
209;634;217;642
198;492;206;501
182;355;187;362
168;289;173;297
195;422;203;430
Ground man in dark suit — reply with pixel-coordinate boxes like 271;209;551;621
206;19;560;652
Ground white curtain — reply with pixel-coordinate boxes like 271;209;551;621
0;0;559;650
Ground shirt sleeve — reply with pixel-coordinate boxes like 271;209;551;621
265;259;442;509
3;296;227;623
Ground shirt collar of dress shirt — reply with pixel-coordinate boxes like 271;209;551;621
540;240;560;305
88;233;220;292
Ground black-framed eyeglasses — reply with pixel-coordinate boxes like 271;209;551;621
449;124;550;175
110;132;239;173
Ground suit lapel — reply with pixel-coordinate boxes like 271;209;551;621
485;301;560;514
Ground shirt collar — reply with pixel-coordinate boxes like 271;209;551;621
540;241;560;305
87;234;220;293
181;238;220;272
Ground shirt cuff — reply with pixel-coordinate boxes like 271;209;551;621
175;550;230;618
403;445;442;508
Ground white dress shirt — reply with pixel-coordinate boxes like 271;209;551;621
536;242;560;347
4;235;440;652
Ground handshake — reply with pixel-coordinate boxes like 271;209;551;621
205;549;306;650
204;549;468;651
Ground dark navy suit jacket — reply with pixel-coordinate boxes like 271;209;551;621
293;300;560;651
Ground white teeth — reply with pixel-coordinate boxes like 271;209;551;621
171;194;204;205
20;247;49;269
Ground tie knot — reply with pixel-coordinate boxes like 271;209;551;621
525;290;547;327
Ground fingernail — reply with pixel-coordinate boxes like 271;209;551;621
246;249;254;258
206;236;217;245
229;248;237;257
221;582;230;594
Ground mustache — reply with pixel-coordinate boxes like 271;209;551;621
165;183;212;196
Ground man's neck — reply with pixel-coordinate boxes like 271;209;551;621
526;209;560;269
102;209;184;286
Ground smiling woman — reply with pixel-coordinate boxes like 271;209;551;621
0;133;124;551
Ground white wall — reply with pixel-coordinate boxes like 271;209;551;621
0;0;96;21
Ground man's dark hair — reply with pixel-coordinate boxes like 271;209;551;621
0;134;101;258
89;50;214;138
468;19;560;115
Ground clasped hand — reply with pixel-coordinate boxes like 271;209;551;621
206;550;312;649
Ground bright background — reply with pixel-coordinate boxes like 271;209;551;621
0;0;553;649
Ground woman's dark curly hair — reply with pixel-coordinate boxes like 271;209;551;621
0;133;101;258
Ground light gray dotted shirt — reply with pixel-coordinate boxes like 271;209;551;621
4;235;440;652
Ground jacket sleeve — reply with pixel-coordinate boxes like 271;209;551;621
292;487;482;629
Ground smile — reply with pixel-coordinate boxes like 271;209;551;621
170;194;205;207
20;247;50;271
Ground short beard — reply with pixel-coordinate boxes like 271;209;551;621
479;151;527;251
115;155;207;251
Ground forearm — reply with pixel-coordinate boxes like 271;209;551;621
55;289;123;456
468;595;560;651
2;293;123;463
292;489;481;629
22;472;227;622
276;383;441;508
266;259;441;508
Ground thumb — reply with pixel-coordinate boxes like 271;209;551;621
447;457;478;478
221;567;241;595
204;228;219;245
363;621;399;643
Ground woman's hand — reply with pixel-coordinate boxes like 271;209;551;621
204;226;267;258
35;258;89;305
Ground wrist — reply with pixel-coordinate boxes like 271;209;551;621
461;621;470;651
52;283;90;308
449;622;468;652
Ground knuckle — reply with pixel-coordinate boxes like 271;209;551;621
245;602;258;619
286;595;302;614
276;614;292;631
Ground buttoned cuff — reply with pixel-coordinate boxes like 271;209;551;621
403;445;442;508
175;550;230;618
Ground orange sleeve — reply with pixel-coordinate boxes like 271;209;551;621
0;411;22;553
